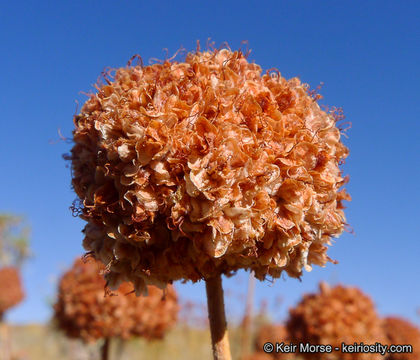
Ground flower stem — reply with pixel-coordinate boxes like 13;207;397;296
0;319;11;360
205;274;232;360
101;337;110;360
240;271;256;358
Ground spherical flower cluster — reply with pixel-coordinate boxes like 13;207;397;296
242;353;273;360
0;267;24;319
286;283;385;360
255;324;293;360
382;317;420;360
54;257;178;343
71;47;350;294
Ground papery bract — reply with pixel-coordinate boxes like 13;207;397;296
71;47;350;293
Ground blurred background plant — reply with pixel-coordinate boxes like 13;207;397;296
6;282;420;360
0;214;31;360
0;214;31;268
286;282;386;360
53;257;179;360
382;317;420;360
243;283;420;360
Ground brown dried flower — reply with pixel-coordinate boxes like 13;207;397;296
0;267;24;320
286;282;385;360
382;317;420;360
242;353;274;360
255;324;293;360
70;46;350;294
255;324;288;349
53;257;178;343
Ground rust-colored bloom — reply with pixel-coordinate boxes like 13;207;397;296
70;46;350;294
255;324;293;360
0;266;24;319
255;324;288;349
242;353;274;360
286;283;385;360
54;257;178;343
382;317;420;360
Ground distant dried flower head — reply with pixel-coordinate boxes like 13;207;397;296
70;46;350;294
286;283;385;360
255;324;293;360
54;257;178;343
242;353;274;360
0;267;24;319
382;317;420;360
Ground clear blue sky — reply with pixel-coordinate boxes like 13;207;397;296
1;0;419;325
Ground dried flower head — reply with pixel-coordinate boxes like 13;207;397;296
0;266;24;319
70;46;350;294
255;324;293;360
286;282;385;360
54;257;178;343
242;353;274;360
382;317;420;360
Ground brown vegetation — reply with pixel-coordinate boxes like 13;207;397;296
0;267;24;320
242;352;274;360
254;324;293;360
69;44;350;360
54;257;178;343
70;46;350;294
382;317;420;360
286;282;385;360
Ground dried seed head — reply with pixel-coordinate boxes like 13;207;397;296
255;324;293;360
70;46;350;293
286;282;385;360
242;353;274;360
53;257;178;343
0;267;24;319
382;317;420;360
